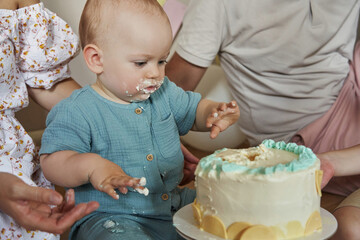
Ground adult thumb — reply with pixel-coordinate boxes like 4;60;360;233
14;184;63;205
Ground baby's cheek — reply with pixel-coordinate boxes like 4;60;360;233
122;82;139;95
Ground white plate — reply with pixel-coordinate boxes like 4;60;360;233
173;204;337;240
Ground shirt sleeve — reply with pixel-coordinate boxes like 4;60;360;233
175;0;227;68
16;3;79;89
39;99;91;155
161;77;201;136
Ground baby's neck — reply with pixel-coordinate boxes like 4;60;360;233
91;82;130;104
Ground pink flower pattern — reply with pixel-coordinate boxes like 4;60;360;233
0;3;79;239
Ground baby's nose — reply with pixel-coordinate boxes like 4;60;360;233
146;65;161;79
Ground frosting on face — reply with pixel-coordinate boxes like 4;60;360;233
128;78;164;102
136;78;164;94
197;139;317;176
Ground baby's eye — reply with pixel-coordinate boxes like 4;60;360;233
134;61;147;67
158;60;168;65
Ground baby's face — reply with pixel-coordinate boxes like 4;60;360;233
99;9;172;104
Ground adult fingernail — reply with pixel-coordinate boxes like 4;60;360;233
50;194;62;205
65;191;71;203
17;200;29;205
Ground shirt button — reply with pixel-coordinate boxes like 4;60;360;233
135;108;142;114
146;154;153;161
161;194;169;201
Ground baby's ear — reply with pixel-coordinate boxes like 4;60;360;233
83;44;103;74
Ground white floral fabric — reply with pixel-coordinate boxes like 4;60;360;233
0;2;79;239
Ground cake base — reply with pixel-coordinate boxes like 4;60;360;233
173;204;337;240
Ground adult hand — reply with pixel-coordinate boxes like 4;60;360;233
318;157;335;189
180;144;199;186
0;172;99;234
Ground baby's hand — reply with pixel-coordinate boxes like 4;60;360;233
88;159;146;200
206;100;240;139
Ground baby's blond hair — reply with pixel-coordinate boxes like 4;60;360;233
79;0;169;49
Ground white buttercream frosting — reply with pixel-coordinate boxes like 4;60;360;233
215;144;298;168
194;140;321;238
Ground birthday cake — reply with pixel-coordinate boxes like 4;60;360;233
192;139;323;240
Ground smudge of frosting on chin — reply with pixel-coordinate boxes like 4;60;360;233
125;90;133;97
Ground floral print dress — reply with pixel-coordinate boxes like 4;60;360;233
0;3;79;239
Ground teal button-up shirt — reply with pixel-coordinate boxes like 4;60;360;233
40;77;201;234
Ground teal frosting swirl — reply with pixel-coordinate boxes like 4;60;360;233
198;139;317;175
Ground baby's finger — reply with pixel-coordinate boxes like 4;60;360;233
211;107;220;117
227;101;237;108
134;186;149;196
110;177;139;189
132;177;149;196
210;125;221;139
206;117;216;128
206;109;219;128
129;178;141;187
221;101;238;114
217;102;227;111
222;101;239;116
99;184;119;200
118;186;128;194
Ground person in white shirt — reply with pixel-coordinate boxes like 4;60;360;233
166;1;360;239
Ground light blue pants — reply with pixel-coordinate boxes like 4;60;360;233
73;188;195;240
74;214;183;240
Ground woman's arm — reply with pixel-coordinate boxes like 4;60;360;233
28;78;81;111
0;0;39;10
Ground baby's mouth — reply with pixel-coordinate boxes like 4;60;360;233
144;86;157;92
142;84;161;94
137;78;164;94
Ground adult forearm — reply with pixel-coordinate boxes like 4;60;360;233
18;0;40;8
40;151;101;188
318;145;360;177
166;52;207;91
0;0;39;10
28;78;81;111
